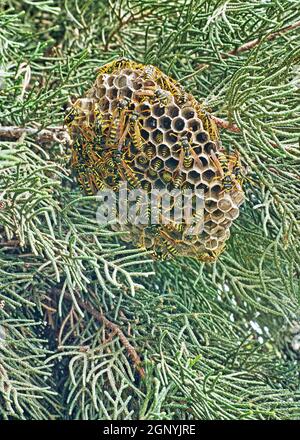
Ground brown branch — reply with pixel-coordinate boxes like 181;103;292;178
210;115;240;133
0;125;70;144
52;289;145;378
227;20;300;57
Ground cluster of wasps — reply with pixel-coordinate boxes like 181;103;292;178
65;59;244;261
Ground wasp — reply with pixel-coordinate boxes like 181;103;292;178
144;144;156;160
178;135;202;170
210;150;241;193
75;163;94;195
64;107;79;127
96;58;131;76
107;97;131;148
172;171;184;189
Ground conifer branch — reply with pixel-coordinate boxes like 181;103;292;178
51;289;145;379
0;125;70;144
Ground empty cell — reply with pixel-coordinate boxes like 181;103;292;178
193;145;202;155
205;199;217;212
203;142;216;154
120;87;133;98
196;131;209;143
141;129;149;141
218;198;233;212
165;157;179;171
152;104;165;117
132;80;143;90
107;87;118;100
181;107;195;120
96;85;107;98
154;178;166;190
196;183;209;193
172;117;185;132
145;116;157;130
199;155;208;167
166;105;179;118
159;116;172;130
108;75;116;87
202;169;216;182
188;170;200;182
212;209;224;222
187;119;201;132
114;75;127;88
99;97;109;111
225;207;239;220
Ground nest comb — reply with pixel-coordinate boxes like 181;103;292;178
65;59;245;262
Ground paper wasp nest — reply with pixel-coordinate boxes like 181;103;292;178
65;59;244;261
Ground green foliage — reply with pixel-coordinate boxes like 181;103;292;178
0;0;299;420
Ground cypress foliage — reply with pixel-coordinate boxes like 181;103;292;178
0;0;299;420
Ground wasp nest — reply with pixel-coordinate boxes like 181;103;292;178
65;59;244;261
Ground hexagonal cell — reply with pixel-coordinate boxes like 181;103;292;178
210;227;227;240
138;103;151;118
211;209;225;223
114;75;127;88
166;105;179;118
204;239;219;251
159;115;172;130
120;87;133;98
225;207;239;220
187;118;202;132
99;97;109;112
160;170;173;184
132;80;143;90
147;168;159;180
181;107;195;120
153;178;166;190
151;129;164;144
165;130;178;146
172;117;185;132
195;131;209;144
165;157;179;171
196;182;209;193
187;170;200;183
193;145;202;155
107;75;116;87
107;87;118;100
145;116;157;130
150;157;164;172
231;190;245;207
158;144;171;158
135;154;149;170
95;85;107;99
152;104;165;117
143;142;156;159
198;155;209;168
140;129;150;141
203;142;217;154
202;169;216;183
205;199;218;213
218;197;233;212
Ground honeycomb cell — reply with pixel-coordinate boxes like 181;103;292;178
107;87;118;100
181;107;195;120
107;75;115;87
145;116;157;130
218;198;233;212
203;142;217;154
152;104;165;117
166;105;179;118
202;169;216;183
96;85;107;99
205;199;218;212
165;130;177;145
172;117;185;132
165;157;178;171
151;129;164;144
158;144;171;158
187;119;202;132
120;87;133;98
159;116;172;130
99;97;109;111
188;170;200;183
114;75;127;88
195;131;209;144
